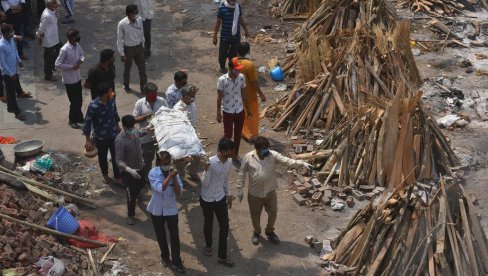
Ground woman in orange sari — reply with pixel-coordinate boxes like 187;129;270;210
236;42;266;143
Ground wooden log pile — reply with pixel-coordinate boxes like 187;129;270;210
321;178;488;275
396;0;475;16
265;0;458;186
272;0;324;19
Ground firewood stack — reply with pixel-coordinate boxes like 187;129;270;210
272;0;324;18
321;178;488;275
396;0;475;16
265;0;459;186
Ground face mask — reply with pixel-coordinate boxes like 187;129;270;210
189;97;195;103
259;149;270;157
75;37;80;43
146;93;157;102
232;69;240;75
161;165;172;171
126;128;137;136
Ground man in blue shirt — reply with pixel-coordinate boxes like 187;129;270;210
147;151;186;274
212;0;249;73
0;23;25;120
83;82;121;185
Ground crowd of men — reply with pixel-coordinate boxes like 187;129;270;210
0;0;315;273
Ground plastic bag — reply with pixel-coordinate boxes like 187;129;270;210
35;256;65;276
34;154;53;173
437;114;460;128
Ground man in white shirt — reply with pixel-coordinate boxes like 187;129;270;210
173;84;200;180
55;28;85;129
134;0;154;59
36;0;61;81
237;136;313;245
173;84;198;126
199;138;235;267
132;82;167;185
216;57;251;162
117;4;147;93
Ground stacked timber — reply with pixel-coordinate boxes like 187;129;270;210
274;0;324;19
265;0;457;186
396;0;476;16
321;178;488;275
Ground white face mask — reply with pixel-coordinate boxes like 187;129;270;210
161;165;173;171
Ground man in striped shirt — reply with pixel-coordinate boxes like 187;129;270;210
212;0;249;73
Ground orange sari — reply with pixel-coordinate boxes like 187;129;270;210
238;58;260;140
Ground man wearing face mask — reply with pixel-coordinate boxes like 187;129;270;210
55;28;84;129
85;49;116;100
36;0;61;82
147;150;186;274
117;4;147;93
165;70;188;108
83;82;122;185
199;138;235;267
237;136;314;245
173;84;200;180
115;115;144;225
133;82;167;185
217;57;251;163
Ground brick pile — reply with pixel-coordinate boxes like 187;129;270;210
0;184;89;274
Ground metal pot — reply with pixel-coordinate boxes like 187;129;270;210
13;140;45;157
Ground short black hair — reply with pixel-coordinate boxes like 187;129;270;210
254;136;270;150
121;115;136;129
0;23;12;35
100;49;114;63
174;71;188;82
97;82;112;97
66;28;79;40
237;42;250;57
158;150;171;160
126;4;138;16
218;138;235;152
142;82;158;94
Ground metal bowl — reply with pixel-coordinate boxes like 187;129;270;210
13;140;45;157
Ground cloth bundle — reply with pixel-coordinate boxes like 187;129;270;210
150;107;205;159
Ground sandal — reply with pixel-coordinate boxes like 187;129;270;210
18;91;32;98
102;176;112;184
203;247;212;257
217;258;235;267
15;113;26;121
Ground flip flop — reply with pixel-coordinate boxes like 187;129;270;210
18;91;32;98
217;258;235;267
203;247;212;257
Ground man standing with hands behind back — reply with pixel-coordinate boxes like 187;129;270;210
117;4;147;93
36;0;61;82
55;28;85;129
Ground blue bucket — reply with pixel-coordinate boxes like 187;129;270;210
270;66;284;81
47;207;80;234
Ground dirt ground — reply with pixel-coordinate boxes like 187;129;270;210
1;0;488;275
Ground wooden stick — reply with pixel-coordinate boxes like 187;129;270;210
87;249;98;275
0;212;107;246
99;243;116;264
0;166;97;208
459;198;480;276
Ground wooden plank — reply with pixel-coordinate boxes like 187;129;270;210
459;198;480;276
389;98;410;189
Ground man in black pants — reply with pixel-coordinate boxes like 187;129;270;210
84;49;116;100
55;28;84;128
2;0;26;59
199;138;235;267
115;115;144;225
37;0;61;81
83;83;122;186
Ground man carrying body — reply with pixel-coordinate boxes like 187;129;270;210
84;49;116;100
237;136;313;245
132;82;167;185
37;0;61;81
55;28;85;129
165;70;187;108
117;4;147;93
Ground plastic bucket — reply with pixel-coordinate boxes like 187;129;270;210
47;207;80;234
270;66;284;81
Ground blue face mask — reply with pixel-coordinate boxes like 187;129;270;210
126;128;138;136
259;149;270;157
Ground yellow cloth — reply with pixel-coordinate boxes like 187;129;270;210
238;58;260;139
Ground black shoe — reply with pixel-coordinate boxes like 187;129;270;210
69;122;79;129
124;86;131;93
252;233;260;245
160;258;170;268
172;264;186;274
265;232;280;244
